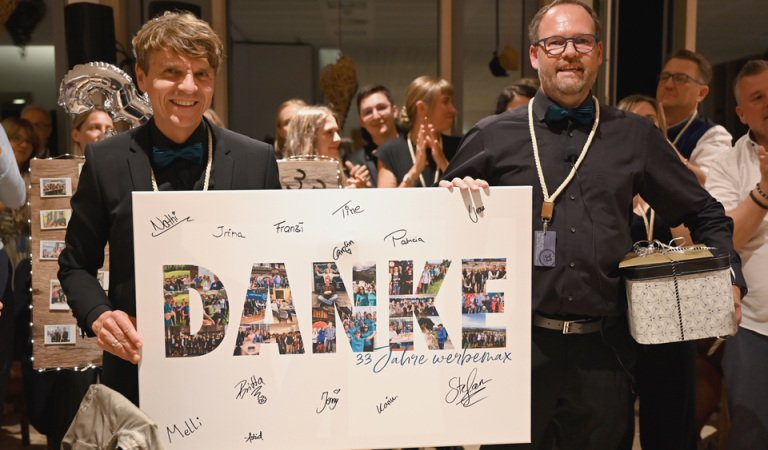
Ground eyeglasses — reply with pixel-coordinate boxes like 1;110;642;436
658;72;704;86
10;134;35;147
536;34;599;55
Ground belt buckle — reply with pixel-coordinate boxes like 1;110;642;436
562;319;584;334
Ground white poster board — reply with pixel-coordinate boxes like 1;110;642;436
133;187;532;449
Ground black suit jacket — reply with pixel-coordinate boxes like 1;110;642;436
58;120;281;336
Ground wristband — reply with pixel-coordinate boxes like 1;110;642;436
756;182;768;200
750;190;768;210
402;174;416;186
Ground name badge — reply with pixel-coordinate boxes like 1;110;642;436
533;230;556;267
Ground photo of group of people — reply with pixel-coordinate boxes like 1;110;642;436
44;324;76;345
234;323;304;356
462;259;507;294
388;260;413;295
232;264;302;356
351;262;376;306
463;292;505;314
162;265;230;358
460;258;508;349
49;279;69;310
165;329;224;357
416;260;450;294
40;177;72;198
40;240;65;260
40;209;71;230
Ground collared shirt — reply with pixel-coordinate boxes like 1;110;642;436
706;132;768;336
442;89;743;318
149;118;210;191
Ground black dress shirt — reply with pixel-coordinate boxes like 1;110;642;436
442;89;744;317
149;118;210;191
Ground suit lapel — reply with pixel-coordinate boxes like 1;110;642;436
210;123;234;190
127;124;154;191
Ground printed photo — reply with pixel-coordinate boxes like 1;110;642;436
416;259;451;295
40;240;65;260
165;325;225;357
44;324;76;345
40;209;71;230
49;279;69;310
312;262;352;315
388;317;414;352
461;314;507;349
40;177;72;198
463;292;505;314
462;258;507;294
352;262;376;306
416;316;454;350
388;260;413;296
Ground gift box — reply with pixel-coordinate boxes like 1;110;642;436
619;246;738;344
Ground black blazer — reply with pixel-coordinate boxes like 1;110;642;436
58;120;281;335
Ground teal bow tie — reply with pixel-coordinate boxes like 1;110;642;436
544;105;595;125
152;142;204;169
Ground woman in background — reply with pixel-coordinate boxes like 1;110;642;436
273;98;307;159
283;105;368;188
376;76;459;188
70;108;114;156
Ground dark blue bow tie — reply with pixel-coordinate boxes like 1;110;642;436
152;142;204;169
544;105;595;125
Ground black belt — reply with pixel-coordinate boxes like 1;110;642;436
533;313;610;334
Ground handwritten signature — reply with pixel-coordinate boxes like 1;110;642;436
468;204;486;223
213;225;246;239
332;200;365;219
244;431;263;443
445;367;491;407
151;211;193;237
383;229;425;247
166;417;202;443
376;395;398;414
235;376;267;404
333;240;354;260
317;389;341;413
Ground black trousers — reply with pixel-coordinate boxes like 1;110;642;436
483;318;635;450
103;350;139;406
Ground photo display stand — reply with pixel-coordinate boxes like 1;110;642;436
133;187;532;449
30;158;106;369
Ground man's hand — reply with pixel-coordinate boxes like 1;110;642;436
0;301;3;317
92;310;143;363
439;176;489;191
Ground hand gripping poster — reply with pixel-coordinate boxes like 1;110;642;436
133;186;532;449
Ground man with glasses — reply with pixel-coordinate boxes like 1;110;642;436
344;84;400;187
706;59;768;449
657;49;732;183
440;0;744;447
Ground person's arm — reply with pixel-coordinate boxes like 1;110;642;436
687;125;734;185
0;127;26;209
57;146;143;362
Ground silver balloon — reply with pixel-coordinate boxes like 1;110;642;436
57;62;153;129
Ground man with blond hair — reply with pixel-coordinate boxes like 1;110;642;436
59;11;280;405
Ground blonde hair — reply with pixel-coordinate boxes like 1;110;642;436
274;99;307;152
283;106;337;159
132;11;223;75
616;94;667;136
398;76;454;130
1;117;39;171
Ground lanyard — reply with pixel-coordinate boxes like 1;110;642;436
528;96;600;232
151;126;213;192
